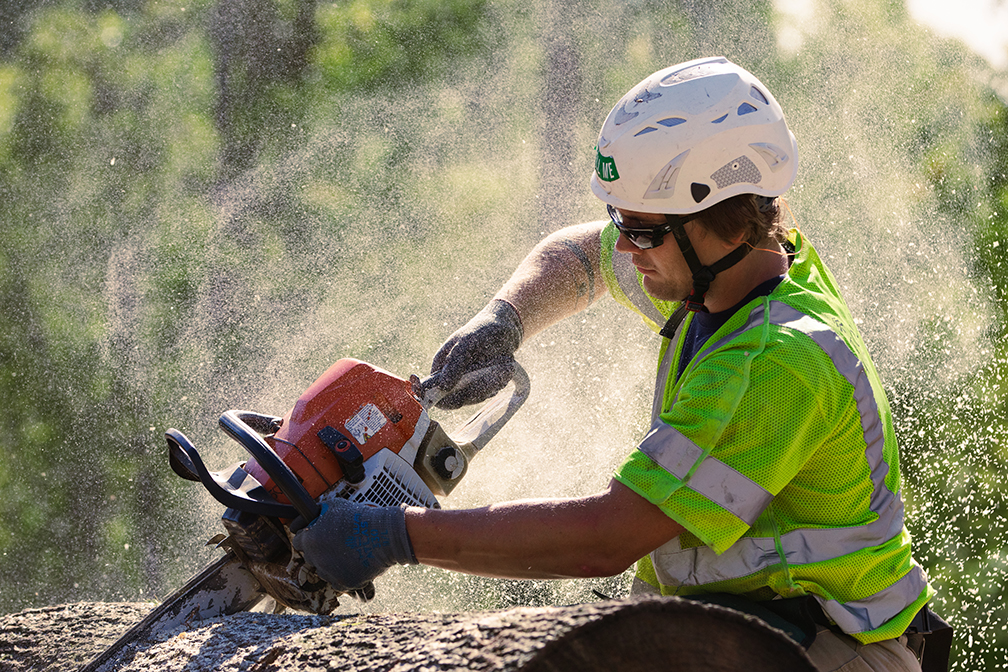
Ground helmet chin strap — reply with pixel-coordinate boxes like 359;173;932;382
667;215;751;313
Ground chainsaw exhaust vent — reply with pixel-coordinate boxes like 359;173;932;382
327;448;440;509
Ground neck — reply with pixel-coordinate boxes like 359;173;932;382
700;239;788;313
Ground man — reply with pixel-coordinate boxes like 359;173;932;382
294;57;937;671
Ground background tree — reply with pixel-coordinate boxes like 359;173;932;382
208;0;318;183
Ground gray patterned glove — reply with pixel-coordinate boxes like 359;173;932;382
422;299;523;409
291;499;417;594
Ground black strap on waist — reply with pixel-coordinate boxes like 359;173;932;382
905;605;954;672
686;593;953;671
684;593;819;649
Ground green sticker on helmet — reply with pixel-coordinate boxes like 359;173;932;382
595;148;620;182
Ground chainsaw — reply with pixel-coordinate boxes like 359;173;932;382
81;357;529;672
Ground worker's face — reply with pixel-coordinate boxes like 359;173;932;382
613;209;696;301
613;209;731;302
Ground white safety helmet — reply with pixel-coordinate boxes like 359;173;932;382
590;57;798;215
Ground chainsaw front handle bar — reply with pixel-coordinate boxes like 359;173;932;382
219;410;322;522
165;427;301;520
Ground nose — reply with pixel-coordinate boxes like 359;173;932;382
614;231;639;254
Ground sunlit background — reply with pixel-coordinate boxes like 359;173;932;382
0;0;1006;669
905;0;1008;70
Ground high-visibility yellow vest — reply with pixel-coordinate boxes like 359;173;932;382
601;224;934;644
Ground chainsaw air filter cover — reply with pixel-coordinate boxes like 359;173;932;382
243;359;432;504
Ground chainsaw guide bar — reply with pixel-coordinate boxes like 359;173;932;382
80;552;266;671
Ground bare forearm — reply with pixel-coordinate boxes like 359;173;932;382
495;222;607;340
404;481;683;580
406;498;627;579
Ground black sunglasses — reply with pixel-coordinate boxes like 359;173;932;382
607;204;686;250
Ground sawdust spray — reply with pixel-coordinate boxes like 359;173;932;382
143;1;1005;667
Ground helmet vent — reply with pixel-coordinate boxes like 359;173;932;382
691;182;711;203
737;102;757;115
750;143;790;172
750;86;769;105
712;113;729;124
635;117;687;138
644;151;689;200
711;155;762;189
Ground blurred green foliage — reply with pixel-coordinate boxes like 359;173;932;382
314;0;490;89
0;0;1006;669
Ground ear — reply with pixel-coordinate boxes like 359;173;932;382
707;225;747;250
688;219;746;249
726;229;748;248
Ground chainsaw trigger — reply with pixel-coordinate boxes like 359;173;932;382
297;564;316;587
352;581;376;602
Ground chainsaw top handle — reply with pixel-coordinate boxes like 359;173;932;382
416;361;529;412
452;362;529;452
219;410;321;522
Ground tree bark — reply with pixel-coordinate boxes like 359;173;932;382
0;596;816;671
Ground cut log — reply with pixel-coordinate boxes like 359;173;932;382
0;596;816;671
523;596;818;671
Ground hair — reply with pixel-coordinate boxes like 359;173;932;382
695;194;788;247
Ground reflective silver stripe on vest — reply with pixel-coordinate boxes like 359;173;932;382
821;566;930;633
639;423;773;526
612;250;666;327
644;299;915;633
652;496;907;586
642;300;773;526
693;304;891;520
771;306;893;518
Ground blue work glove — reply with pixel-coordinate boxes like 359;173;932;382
422;299;523;410
291;499;418;594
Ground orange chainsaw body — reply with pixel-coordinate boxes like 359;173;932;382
244;358;427;504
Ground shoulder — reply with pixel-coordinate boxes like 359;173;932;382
681;296;859;410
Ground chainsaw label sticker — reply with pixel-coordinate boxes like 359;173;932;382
346;403;387;444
